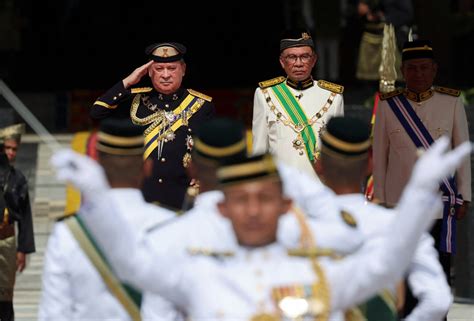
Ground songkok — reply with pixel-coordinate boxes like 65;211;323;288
402;40;434;61
280;29;314;52
145;42;187;63
96;118;144;156
193;117;247;165
320;116;371;158
217;153;280;186
0;123;25;143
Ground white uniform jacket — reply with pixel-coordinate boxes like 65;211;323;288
38;189;175;321
77;178;442;321
252;78;344;179
373;88;471;206
337;193;452;321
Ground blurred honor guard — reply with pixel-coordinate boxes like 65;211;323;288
252;29;344;180
90;42;215;210
39;118;175;321
373;40;471;286
0;123;35;321
314;116;451;321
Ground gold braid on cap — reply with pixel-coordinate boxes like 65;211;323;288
321;131;371;153
217;155;277;181
0;123;25;140
194;138;246;158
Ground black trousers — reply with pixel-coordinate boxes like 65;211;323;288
0;301;14;321
402;219;450;320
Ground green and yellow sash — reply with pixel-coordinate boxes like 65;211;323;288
65;215;142;321
353;290;398;321
271;83;317;161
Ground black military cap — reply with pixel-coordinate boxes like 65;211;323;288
145;42;187;63
402;40;434;62
280;28;315;52
217;153;280;186
193;117;247;165
320;116;371;158
97;118;144;155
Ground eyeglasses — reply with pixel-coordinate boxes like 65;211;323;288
282;54;314;64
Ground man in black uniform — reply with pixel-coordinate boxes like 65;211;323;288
0;124;35;321
90;42;215;210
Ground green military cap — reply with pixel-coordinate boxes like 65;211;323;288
402;40;434;61
280;28;315;52
193;117;247;165
96;118;145;156
145;42;187;63
217;153;280;186
320;116;371;158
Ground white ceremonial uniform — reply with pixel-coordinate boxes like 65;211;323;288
336;193;452;321
38;189;176;321
77;178;442;321
373;88;471;207
252;78;344;179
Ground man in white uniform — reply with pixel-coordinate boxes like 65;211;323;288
372;40;471;299
50;135;471;320
252;29;344;179
39;118;175;321
313;116;451;321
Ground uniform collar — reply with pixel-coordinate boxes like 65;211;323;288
404;87;434;103
154;87;186;102
286;77;314;90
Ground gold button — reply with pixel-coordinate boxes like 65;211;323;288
188;128;192;132
158;178;163;183
165;104;170;108
118;93;122;96
161;158;166;162
113;96;117;100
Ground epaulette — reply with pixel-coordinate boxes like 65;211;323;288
317;80;344;94
131;87;153;94
258;76;286;89
55;213;76;222
187;247;234;258
187;89;213;102
435;86;461;97
379;88;404;100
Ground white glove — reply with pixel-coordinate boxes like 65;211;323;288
50;149;110;200
409;136;473;191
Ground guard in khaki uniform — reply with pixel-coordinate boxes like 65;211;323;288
90;42;215;210
372;41;471;291
252;29;344;180
49;135;472;320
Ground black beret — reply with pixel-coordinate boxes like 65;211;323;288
321;116;371;158
402;40;434;62
217;153;280;187
145;42;187;63
193;117;247;165
97;118;144;156
280;29;315;52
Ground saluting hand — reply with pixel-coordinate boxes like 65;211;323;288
122;60;154;88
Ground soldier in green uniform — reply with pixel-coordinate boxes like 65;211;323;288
90;42;215;210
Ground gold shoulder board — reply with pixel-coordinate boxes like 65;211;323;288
187;89;213;102
258;76;286;89
187;247;234;257
435;86;461;97
379;89;404;100
131;87;153;94
317;80;344;94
